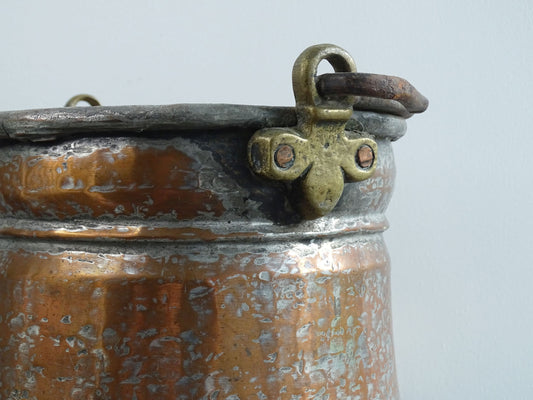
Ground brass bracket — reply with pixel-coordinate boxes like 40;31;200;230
248;44;378;219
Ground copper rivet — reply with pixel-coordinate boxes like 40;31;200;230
356;145;374;169
274;144;295;169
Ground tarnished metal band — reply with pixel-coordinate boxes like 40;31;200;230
0;104;297;142
0;105;406;143
0;215;390;243
0;115;400;242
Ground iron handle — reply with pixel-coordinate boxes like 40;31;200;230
317;72;428;117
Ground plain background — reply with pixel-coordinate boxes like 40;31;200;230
1;1;532;399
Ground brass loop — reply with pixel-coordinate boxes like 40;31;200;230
292;44;357;110
65;94;101;107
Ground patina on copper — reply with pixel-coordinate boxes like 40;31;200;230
0;44;427;400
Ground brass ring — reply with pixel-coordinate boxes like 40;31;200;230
65;94;101;107
292;44;357;109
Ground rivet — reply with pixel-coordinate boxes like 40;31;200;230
274;144;295;169
356;145;374;169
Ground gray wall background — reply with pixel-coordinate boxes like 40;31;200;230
2;1;532;399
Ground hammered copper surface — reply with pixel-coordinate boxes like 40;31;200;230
0;123;401;400
0;236;396;399
0;43;429;400
0;129;397;241
0;145;225;220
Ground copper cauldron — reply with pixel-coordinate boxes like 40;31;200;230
0;44;427;399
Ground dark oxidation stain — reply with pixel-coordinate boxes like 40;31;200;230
187;129;301;225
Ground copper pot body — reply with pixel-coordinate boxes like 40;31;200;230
0;108;404;399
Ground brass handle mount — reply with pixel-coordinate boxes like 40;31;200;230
248;44;378;220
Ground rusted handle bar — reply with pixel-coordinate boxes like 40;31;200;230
317;72;429;114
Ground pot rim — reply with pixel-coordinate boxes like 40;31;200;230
0;103;407;143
